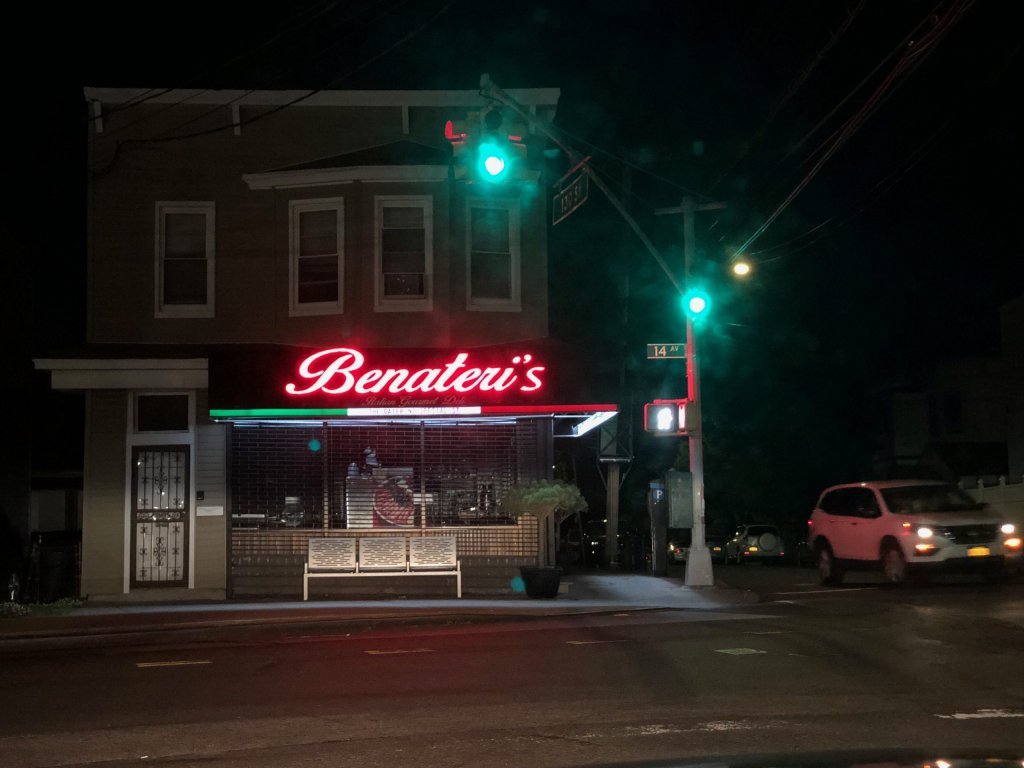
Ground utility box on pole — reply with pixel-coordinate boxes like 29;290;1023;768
666;469;694;528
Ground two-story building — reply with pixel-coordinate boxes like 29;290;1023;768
35;86;616;601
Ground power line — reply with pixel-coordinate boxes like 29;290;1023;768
90;0;454;179
91;0;340;139
731;0;976;258
709;0;868;193
152;0;410;140
752;35;1019;266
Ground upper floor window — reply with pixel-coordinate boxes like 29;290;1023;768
467;198;521;311
375;196;433;312
155;202;215;318
289;198;344;316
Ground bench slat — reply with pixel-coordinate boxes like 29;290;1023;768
307;538;356;571
358;538;407;571
409;536;457;571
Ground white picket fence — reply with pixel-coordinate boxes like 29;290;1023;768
965;477;1024;525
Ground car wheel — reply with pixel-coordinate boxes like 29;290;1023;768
816;544;843;585
881;543;908;585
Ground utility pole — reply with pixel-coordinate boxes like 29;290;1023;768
480;75;722;580
656;196;725;586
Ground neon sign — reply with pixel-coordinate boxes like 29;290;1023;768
285;348;546;397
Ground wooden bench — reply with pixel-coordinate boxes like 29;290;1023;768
303;536;462;600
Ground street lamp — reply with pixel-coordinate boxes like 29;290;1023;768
732;260;751;277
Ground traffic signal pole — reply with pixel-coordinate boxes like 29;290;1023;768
681;197;712;586
480;75;722;582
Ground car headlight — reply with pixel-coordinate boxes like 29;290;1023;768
917;526;934;539
1000;523;1016;535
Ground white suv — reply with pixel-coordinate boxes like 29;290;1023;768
808;480;1022;584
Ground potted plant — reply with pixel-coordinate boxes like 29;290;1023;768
501;479;588;598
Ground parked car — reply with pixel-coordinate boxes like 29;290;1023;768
667;528;691;564
807;479;1023;585
707;536;727;563
724;524;785;564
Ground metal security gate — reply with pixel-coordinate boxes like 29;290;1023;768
229;419;548;531
131;446;189;588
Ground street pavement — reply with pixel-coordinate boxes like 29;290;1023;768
0;571;758;651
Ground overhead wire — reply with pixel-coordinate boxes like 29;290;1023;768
153;0;412;139
91;0;340;140
90;0;455;179
730;0;976;258
752;36;1019;267
708;0;868;193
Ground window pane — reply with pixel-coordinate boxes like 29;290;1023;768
382;228;424;253
163;259;207;304
383;206;423;228
471;208;510;253
382;250;425;274
165;213;207;260
137;395;189;432
384;273;424;296
471;251;511;299
299;209;337;256
297;255;338;304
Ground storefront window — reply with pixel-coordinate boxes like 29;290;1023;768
229;420;546;530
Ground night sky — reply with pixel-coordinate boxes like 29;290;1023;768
8;1;1023;535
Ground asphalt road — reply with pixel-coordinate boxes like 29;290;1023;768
2;566;1022;768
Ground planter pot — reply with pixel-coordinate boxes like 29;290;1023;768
520;566;562;599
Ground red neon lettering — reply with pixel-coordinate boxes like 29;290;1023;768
403;367;442;392
522;366;545;392
285;348;545;397
452;368;483;392
285;348;363;395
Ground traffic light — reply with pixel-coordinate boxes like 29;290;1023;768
445;109;526;183
644;399;687;436
681;287;711;321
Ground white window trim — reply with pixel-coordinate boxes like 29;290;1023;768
288;197;345;317
466;197;521;312
374;195;433;313
155;201;216;319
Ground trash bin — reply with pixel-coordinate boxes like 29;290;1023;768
29;530;81;603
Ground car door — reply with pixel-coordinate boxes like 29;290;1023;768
844;487;884;561
816;488;859;560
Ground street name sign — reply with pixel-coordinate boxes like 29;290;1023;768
552;169;589;225
646;343;686;359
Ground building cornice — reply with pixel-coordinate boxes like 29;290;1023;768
84;87;561;110
243;165;450;190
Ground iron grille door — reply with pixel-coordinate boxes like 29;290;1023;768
131;446;190;588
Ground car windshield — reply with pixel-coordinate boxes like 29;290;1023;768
741;525;777;536
880;483;983;514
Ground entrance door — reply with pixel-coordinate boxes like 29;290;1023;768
131;446;189;588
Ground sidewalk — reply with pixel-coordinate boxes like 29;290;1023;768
0;573;757;650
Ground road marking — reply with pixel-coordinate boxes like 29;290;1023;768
743;630;788;635
364;648;433;655
714;647;767;655
936;708;1024;720
136;660;212;668
566;639;627;645
774;587;878;595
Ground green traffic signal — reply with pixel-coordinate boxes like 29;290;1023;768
477;138;511;182
682;288;711;319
